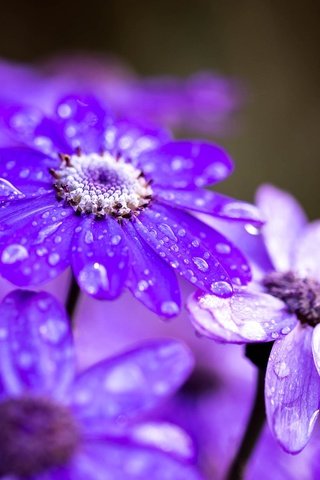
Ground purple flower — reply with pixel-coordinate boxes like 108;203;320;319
0;288;200;479
188;184;320;453
0;56;243;136
0;95;261;317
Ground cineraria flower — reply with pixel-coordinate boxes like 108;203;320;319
0;55;243;136
0;95;261;317
0;289;200;479
188;184;320;453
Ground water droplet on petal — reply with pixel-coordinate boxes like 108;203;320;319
192;256;209;272
1;244;29;264
210;280;233;297
48;253;60;266
78;262;109;295
160;301;179;316
39;318;67;344
111;234;122;245
215;242;231;254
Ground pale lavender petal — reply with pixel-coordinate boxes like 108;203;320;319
123;221;181;317
70;340;194;431
188;287;297;343
312;324;320;376
72;217;129;300
265;325;320;453
0;199;78;285
0;147;54;197
292;220;320;281
134;205;234;296
155;187;262;224
0;290;74;396
256;184;307;271
137;140;233;188
73;441;201;480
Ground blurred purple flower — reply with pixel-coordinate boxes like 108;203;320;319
0;55;244;136
0;288;200;479
188;184;320;453
0;95;261;317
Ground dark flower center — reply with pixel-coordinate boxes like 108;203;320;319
263;271;320;327
49;149;153;218
0;396;80;477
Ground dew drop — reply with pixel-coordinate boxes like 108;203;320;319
111;234;121;245
274;361;290;378
215;243;231;255
39;318;67;344
1;244;29;264
48;253;60;266
78;262;109;295
210;281;233;297
84;231;94;244
192;256;209;272
160;301;179;316
158;224;177;242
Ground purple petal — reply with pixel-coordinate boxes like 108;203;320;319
155;187;262;224
0;290;74;396
256;184;307;271
188;287;297;343
134;204;251;295
72;217;129;300
0;146;54;197
0;197;78;285
55;94;110;153
265;325;320;453
137;140;233;188
292;221;320;281
105;118;171;161
123;221;181;317
312;324;320;376
70;340;194;430
72;441;201;480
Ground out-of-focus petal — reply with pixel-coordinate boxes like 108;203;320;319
155;187;262;225
124;222;181;317
74;441;202;480
293;220;320;281
137;140;233;188
188;287;297;343
70;340;194;431
0;290;74;396
256;184;307;272
265;325;320;453
72;216;129;300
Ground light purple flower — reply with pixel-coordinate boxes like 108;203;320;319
0;288;200;479
188;184;320;453
0;95;261;317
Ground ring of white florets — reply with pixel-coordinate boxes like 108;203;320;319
50;148;153;218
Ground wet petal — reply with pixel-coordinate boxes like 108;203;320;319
265;325;320;453
55;94;110;153
0;198;78;286
156;187;262;225
134;204;251;295
293;220;320;281
312;324;320;376
70;340;194;430
72;217;129;300
123;221;181;317
137;140;233;188
0;147;54;197
0;290;74;396
188;287;297;343
256;184;307;271
74;441;201;480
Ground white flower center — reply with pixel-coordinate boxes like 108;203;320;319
50;151;153;218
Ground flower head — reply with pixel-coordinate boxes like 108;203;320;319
0;95;261;317
0;288;200;479
188;184;320;452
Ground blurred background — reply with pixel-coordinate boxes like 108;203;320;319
1;0;319;216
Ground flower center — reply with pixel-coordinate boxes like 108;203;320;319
50;149;153;218
263;271;320;327
0;396;80;476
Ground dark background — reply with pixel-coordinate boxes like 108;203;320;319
1;0;319;217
